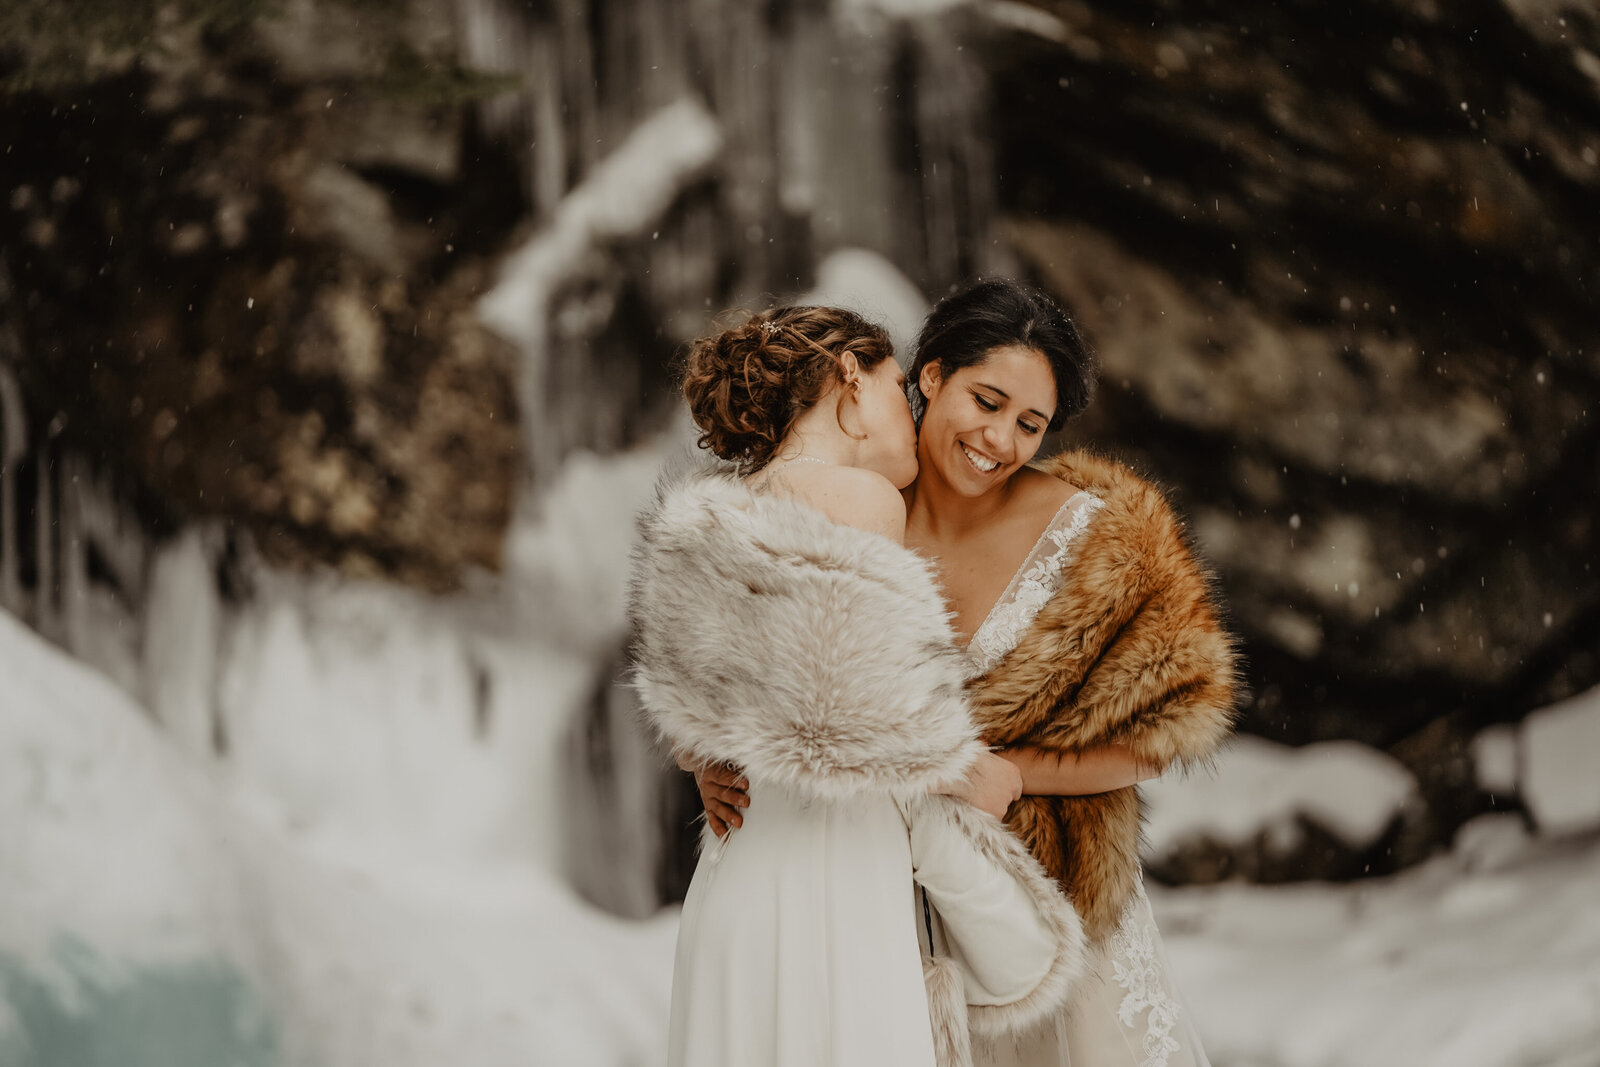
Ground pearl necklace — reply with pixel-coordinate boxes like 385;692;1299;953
751;454;830;491
767;455;831;470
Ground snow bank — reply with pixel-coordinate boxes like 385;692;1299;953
9;554;1600;1067
1156;815;1600;1067
1143;735;1421;861
0;610;262;985
0;606;677;1067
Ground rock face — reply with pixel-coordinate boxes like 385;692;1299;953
2;1;522;592
975;3;1600;777
0;0;996;596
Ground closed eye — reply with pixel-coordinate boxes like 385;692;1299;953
1019;420;1041;435
973;394;999;413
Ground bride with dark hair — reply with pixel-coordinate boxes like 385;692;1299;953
631;304;1089;1067
695;282;1238;1067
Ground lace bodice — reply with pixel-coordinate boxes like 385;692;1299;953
967;490;1105;675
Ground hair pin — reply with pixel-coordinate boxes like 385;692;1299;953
761;321;781;337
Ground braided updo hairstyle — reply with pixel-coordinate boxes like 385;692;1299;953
682;305;894;474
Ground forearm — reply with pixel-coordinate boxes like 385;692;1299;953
999;743;1160;796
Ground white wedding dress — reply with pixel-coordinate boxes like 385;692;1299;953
963;491;1212;1067
664;487;1208;1067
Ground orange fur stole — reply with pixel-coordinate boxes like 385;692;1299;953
969;450;1241;941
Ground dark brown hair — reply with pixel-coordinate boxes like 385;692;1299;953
683;305;894;474
909;279;1096;432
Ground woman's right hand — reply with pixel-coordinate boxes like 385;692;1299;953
941;750;1023;821
694;761;750;838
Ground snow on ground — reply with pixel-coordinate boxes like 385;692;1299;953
1155;817;1600;1067
11;589;1599;1067
0;607;677;1067
1141;731;1600;1065
1142;721;1600;1066
1;443;682;1067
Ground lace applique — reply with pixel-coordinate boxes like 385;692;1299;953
968;493;1104;674
1108;883;1183;1067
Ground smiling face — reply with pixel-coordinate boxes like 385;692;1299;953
852;357;920;489
916;343;1058;494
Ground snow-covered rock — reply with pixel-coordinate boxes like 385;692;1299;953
1521;685;1600;837
478;97;724;354
1470;721;1520;796
1143;735;1422;863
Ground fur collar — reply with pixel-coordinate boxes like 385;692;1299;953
630;470;983;803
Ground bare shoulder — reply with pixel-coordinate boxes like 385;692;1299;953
1012;465;1080;521
789;466;908;542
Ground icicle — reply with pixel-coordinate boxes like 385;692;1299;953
33;449;58;642
144;527;222;759
60;452;90;659
0;358;24;614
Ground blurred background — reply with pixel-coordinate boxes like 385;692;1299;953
2;1;1598;1064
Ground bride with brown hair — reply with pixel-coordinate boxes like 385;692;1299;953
695;281;1239;1066
630;305;1089;1067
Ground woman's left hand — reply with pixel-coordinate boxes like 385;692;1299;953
940;750;1023;820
